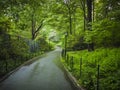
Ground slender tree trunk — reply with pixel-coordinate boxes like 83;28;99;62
83;0;86;31
68;7;72;35
73;8;76;35
87;0;94;51
87;0;92;24
92;0;95;22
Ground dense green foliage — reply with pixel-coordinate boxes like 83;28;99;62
0;0;53;77
0;0;120;89
61;0;120;90
63;48;120;90
57;0;120;50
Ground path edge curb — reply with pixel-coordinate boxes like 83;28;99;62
60;60;85;90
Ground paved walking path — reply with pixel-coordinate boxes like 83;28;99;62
0;48;74;90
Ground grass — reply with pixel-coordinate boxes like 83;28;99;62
62;48;120;90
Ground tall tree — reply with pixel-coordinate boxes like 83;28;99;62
86;0;94;51
28;0;46;40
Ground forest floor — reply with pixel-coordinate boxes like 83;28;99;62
0;48;74;90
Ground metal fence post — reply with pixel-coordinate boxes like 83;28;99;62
67;54;69;66
97;64;100;90
80;57;82;78
70;56;74;71
5;59;8;72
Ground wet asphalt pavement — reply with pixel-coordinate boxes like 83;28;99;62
0;48;74;90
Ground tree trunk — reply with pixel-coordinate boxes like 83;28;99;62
31;14;44;40
68;7;72;35
87;0;92;23
87;0;94;51
83;0;86;31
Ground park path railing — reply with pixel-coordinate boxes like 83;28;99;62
63;53;100;90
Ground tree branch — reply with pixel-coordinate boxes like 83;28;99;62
34;19;44;34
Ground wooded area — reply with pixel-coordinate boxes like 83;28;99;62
0;0;120;90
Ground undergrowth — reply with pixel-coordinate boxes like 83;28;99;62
62;48;120;90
